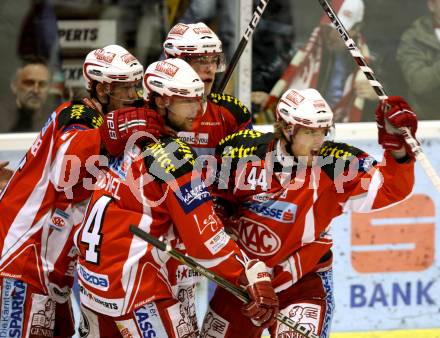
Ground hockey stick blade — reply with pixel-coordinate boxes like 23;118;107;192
317;0;440;195
129;225;319;338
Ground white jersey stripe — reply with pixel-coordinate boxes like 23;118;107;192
1;134;56;263
343;169;382;212
41;137;77;288
302;169;319;244
122;213;153;314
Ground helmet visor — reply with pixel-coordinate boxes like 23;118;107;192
183;53;226;73
105;80;144;103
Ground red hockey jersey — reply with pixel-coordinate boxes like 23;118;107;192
74;137;245;316
177;93;252;156
0;101;103;300
214;130;414;292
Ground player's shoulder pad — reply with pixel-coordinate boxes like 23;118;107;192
216;129;274;166
142;136;198;182
57;101;103;131
318;140;377;180
208;92;251;125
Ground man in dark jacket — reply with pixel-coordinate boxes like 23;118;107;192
396;0;440;119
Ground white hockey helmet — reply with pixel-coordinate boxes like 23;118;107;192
276;89;334;129
163;22;225;72
142;58;205;101
83;44;144;91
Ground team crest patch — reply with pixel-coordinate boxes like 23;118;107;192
49;208;70;231
237;217;281;256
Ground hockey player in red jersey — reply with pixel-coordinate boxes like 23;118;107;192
201;88;417;337
163;23;255;323
163;22;252;155
0;45;163;338
74;58;279;338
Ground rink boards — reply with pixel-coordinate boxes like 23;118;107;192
1;121;439;336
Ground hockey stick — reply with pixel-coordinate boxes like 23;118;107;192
215;0;270;93
129;225;319;338
317;0;440;194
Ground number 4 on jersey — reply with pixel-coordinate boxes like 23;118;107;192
81;195;112;264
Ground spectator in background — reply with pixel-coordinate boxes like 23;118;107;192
10;56;51;132
260;0;377;123
18;0;65;101
18;0;60;67
251;0;295;124
179;0;237;63
396;0;440;120
361;0;426;102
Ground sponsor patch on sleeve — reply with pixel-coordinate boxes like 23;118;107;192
204;229;230;255
174;180;212;214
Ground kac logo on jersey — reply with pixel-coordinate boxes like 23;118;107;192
238;218;281;256
243;200;297;223
78;265;109;291
51;216;65;228
175;180;211;214
49;208;70;231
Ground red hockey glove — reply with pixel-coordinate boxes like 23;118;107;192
240;260;279;328
375;96;418;157
100;107;166;157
